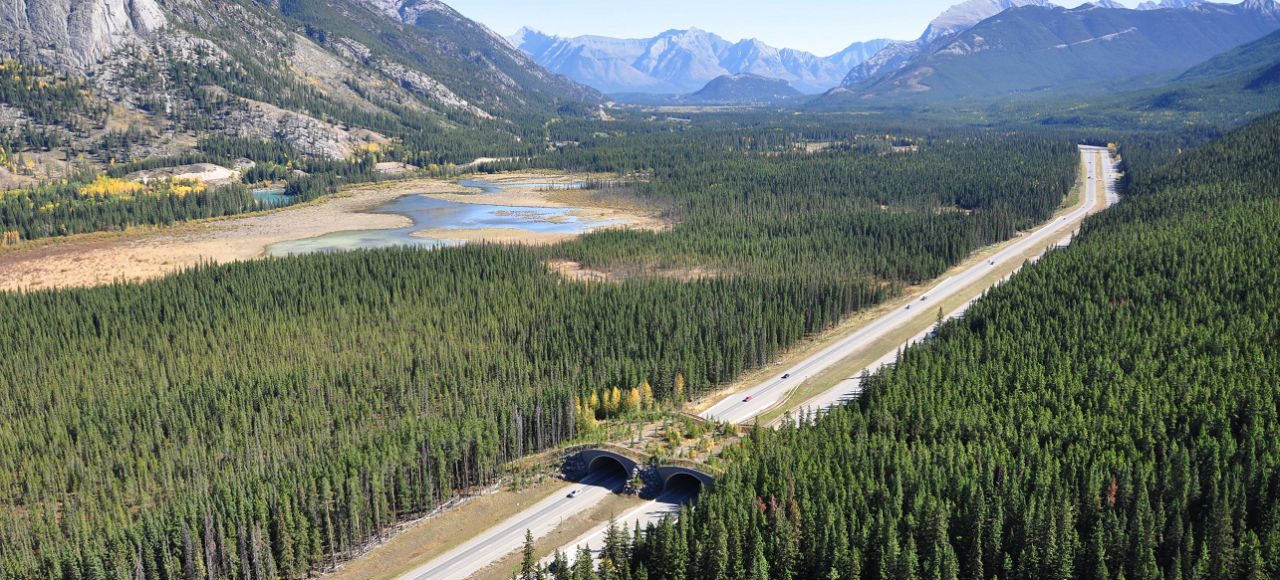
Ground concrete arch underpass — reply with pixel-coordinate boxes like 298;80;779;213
574;449;715;496
579;449;639;478
655;466;715;494
587;455;630;477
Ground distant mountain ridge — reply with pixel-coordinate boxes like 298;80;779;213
844;0;1053;86
833;0;1280;101
510;27;892;95
688;73;804;104
1175;24;1280;85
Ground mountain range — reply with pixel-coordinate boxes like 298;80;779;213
0;0;599;158
510;27;891;95
834;0;1280;101
844;0;1055;87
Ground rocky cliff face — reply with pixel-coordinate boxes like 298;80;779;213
0;0;166;69
0;0;599;159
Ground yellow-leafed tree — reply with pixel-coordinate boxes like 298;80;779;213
575;398;596;432
624;387;641;414
607;387;622;416
588;392;601;418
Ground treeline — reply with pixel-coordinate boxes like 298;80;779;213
533;119;1077;284
1;136;382;242
0;244;887;579
605;113;1280;579
0;116;1081;579
0;178;255;241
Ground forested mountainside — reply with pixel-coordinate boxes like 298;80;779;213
923;25;1280;134
687;74;804;104
1168;26;1280;94
0;121;1075;579
0;0;599;162
835;0;1280;101
843;0;1051;86
612;112;1280;580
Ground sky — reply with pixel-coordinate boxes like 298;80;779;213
446;0;1097;55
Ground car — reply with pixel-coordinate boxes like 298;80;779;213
743;395;754;402
905;305;911;310
921;296;928;301
568;488;582;498
782;373;791;379
990;260;995;265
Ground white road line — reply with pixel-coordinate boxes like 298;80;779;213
391;147;1121;580
396;472;624;580
702;146;1119;426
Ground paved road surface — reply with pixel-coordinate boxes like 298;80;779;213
393;146;1119;579
784;147;1120;421
540;484;699;569
396;471;626;580
702;146;1119;425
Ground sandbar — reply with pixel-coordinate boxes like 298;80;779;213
0;175;662;292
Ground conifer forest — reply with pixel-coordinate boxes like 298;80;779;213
2;2;1279;578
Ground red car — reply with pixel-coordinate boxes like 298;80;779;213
743;396;753;402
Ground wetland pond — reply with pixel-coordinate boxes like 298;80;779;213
251;188;291;209
266;179;619;256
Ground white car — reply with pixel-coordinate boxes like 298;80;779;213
568;488;582;498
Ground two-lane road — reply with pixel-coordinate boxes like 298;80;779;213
701;145;1118;425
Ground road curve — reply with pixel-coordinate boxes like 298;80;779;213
701;146;1119;425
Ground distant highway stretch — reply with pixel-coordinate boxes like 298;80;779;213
701;145;1119;425
394;145;1119;580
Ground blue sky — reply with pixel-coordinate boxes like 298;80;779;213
448;0;1101;55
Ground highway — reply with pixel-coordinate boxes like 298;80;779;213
396;470;626;580
787;149;1122;421
701;145;1119;425
392;145;1119;579
540;484;699;569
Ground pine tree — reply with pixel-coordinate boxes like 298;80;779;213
551;549;571;580
521;529;543;580
571;545;595;580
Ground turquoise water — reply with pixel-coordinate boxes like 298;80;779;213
252;188;291;209
266;179;617;257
